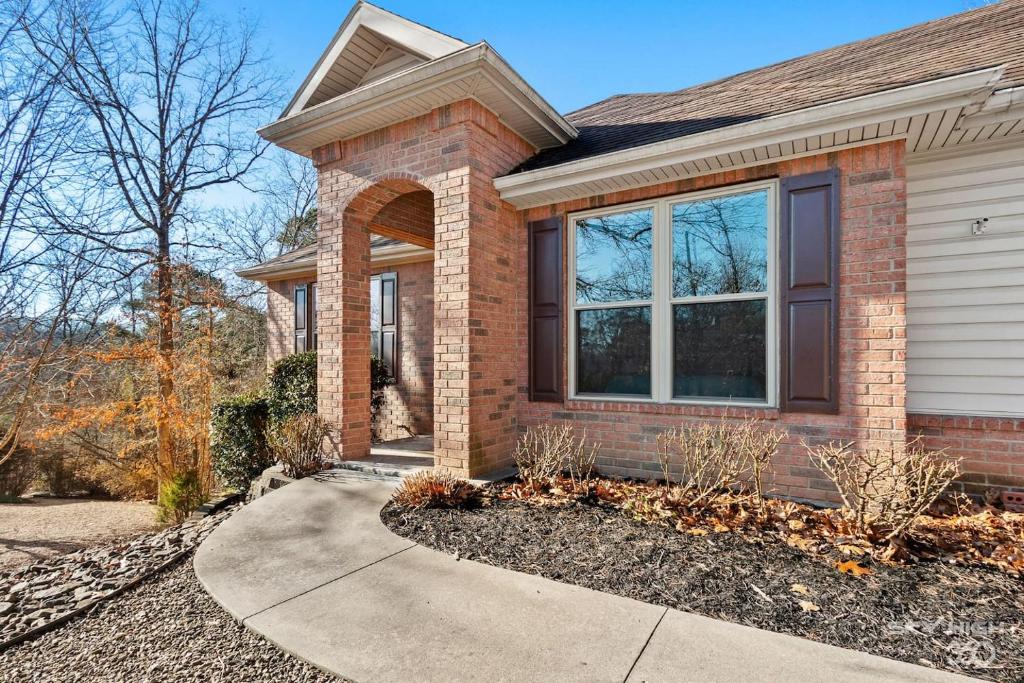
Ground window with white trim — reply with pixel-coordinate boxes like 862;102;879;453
569;181;777;406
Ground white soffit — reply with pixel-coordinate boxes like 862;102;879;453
284;2;468;117
494;67;1012;209
259;42;577;155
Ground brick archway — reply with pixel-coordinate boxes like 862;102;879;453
318;177;435;462
313;101;537;476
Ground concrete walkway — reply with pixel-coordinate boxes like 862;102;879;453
194;473;975;683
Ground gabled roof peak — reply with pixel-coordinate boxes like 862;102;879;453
283;2;468;117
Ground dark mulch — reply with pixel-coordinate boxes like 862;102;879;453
382;498;1024;682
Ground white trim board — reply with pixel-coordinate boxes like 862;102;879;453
283;2;467;117
495;67;1006;209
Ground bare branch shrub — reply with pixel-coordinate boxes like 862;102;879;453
657;420;785;511
735;422;785;513
657;422;744;509
514;424;600;487
806;437;960;541
268;414;328;479
391;470;482;510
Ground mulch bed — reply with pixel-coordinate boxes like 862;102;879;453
382;496;1024;682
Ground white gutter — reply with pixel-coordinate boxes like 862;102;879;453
956;85;1024;130
494;66;1005;206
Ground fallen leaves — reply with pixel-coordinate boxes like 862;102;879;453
798;600;820;612
836;560;873;577
790;583;811;595
495;475;1024;576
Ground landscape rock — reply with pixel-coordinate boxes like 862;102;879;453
0;559;339;681
0;506;233;646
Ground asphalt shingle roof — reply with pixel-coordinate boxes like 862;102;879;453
513;0;1024;173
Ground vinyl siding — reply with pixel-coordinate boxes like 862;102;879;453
906;138;1024;416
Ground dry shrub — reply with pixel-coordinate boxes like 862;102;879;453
35;452;105;497
268;414;328;479
657;420;784;511
0;447;35;500
806;437;960;541
514;424;600;487
391;469;482;509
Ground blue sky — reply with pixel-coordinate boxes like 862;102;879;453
213;0;984;116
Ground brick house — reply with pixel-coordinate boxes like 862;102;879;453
240;1;1024;502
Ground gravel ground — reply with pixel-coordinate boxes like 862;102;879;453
383;499;1024;682
0;557;340;682
0;499;159;571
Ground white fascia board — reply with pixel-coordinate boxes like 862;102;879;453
260;43;577;152
283;1;468;118
236;262;315;282
494;66;1005;207
236;243;434;281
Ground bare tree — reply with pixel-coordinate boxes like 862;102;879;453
0;1;91;465
215;151;316;304
20;0;279;480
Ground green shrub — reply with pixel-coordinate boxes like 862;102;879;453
211;393;272;492
371;354;394;412
157;470;206;524
268;351;317;423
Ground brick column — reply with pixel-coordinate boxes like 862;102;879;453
317;188;372;461
432;166;473;473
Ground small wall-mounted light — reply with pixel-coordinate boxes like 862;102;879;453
972;217;989;236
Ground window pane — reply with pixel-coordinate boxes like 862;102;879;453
310;284;318;350
371;330;381;359
576;307;651;396
673;300;766;401
294;286;306;330
370;277;381;333
672;189;768;297
575;208;653;303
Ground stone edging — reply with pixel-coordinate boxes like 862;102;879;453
191;492;243;519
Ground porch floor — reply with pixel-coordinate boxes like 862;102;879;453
334;435;434;478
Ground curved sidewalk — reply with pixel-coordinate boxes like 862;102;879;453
194;472;974;683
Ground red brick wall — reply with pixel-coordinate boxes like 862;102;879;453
371;259;434;442
909;414;1024;497
372;191;434;245
518;142;908;502
266;276;314;366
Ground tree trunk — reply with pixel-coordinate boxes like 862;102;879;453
155;227;175;500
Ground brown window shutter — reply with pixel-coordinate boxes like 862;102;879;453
780;169;840;414
528;217;564;402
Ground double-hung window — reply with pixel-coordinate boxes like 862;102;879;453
569;180;777;406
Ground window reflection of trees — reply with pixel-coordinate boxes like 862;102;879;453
673;300;766;400
672;191;767;297
575;209;653;303
577;307;651;396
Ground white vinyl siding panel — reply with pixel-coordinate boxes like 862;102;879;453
906;140;1024;417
